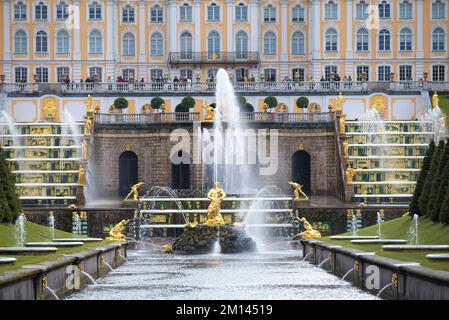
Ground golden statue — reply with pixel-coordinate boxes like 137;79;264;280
432;92;439;109
77;165;85;186
160;103;166;113
203;103;215;122
105;220;130;242
204;182;226;227
162;245;173;254
336;92;343;112
343;140;349;158
345;165;356;184
81;142;88;161
94;103;101;113
42;97;58;120
85;95;93;113
108;105;114;113
288;181;309;202
297;217;321;240
84;116;92;136
339;114;346;134
185;221;198;229
124;182;145;201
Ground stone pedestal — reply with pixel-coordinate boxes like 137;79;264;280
75;185;85;206
219;225;257;254
172;225;219;254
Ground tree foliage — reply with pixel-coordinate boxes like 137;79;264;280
0;148;21;223
181;96;196;109
150;97;165;110
113;97;128;109
264;96;278;109
429;140;449;221
296;97;309;109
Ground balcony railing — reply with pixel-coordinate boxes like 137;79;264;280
2;81;448;95
168;51;260;65
94;112;335;124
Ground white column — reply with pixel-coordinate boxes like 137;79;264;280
194;0;201;52
73;0;81;81
311;0;321;80
416;0;424;78
249;0;259;52
138;0;146;79
168;0;177;53
280;0;288;79
3;0;11;81
226;0;233;52
344;0;353;77
106;0;116;79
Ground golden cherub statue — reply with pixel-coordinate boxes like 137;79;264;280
297;217;321;240
85;95;93;113
345;165;356;184
288;181;309;202
432;92;439;109
83;116;92;136
336;92;343;112
204;181;226;227
105;220;130;242
203;103;215;122
124;182;145;201
77;165;85;186
81;142;88;160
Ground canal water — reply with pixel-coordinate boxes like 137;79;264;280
68;249;375;300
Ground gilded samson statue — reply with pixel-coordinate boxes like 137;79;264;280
203;103;215;122
204;182;226;227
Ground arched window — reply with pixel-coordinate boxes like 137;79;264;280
35;1;48;20
432;28;445;51
35;30;48;53
207;3;220;21
263;31;276;55
151;5;163;22
56;1;69;20
325;29;337;52
292;31;305;55
56;30;70;54
180;3;192;22
207;31;220;57
150;32;163;56
399;0;412;19
235;31;248;59
292;5;305;22
235;3;248;21
122;5;135;23
119;151;138;196
14;1;27;20
432;0;446;19
356;28;369;51
379;29;391;51
378;1;391;19
180;31;192;59
122;32;135;56
324;1;338;19
89;30;102;53
264;4;276;22
89;1;102;20
356;1;369;19
399;28;412;51
14;30;27;54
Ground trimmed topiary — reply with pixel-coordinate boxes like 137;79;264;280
181;96;196;109
264;96;278;109
113;97;128;109
150;97;165;110
296;97;309;109
237;96;247;107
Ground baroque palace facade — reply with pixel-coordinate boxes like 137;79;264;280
0;0;449;84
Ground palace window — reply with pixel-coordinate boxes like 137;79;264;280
264;68;277;82
89;67;102;82
432;65;445;81
122;69;135;82
236;3;248;21
356;66;369;81
356;28;369;51
324;66;338;80
89;2;102;20
56;30;70;54
151;5;163;23
89;30;102;53
432;28;445;51
292;31;305;55
292;68;305;82
356;1;369;19
399;65;412;81
180;3;192;22
207;3;220;22
14;30;27;54
378;1;391;19
122;32;136;56
150;32;163;56
180;31;193;59
325;29;338;52
36;67;49;83
56;2;69;20
151;69;163;81
377;65;391;81
235;31;248;59
180;69;193;80
15;67;27;83
14;2;27;20
399;28;412;51
378;29;391;51
207;31;221;58
122;5;135;23
292;5;305;22
56;67;70;82
264;5;276;22
35;30;48;53
325;1;338;20
399;1;412;19
432;0;446;19
263;31;277;55
35;2;48;20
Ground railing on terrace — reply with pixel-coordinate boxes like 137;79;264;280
94;112;335;124
168;51;260;64
2;81;448;95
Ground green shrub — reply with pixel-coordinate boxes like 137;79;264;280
237;96;247;107
427;140;449;222
181;96;196;109
150;97;165;110
296;97;309;109
0;149;21;223
264;96;278;109
113;97;128;109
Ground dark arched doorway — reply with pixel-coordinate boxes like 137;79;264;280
119;151;138;196
171;150;191;189
292;150;311;195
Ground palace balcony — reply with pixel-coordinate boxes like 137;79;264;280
168;51;260;66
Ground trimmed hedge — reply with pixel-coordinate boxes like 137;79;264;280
264;96;278;109
114;97;128;109
296;97;309;109
151;97;165;110
181;96;196;109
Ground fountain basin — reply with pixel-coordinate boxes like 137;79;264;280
25;242;84;248
382;245;449;252
0;247;58;255
426;254;449;261
351;239;408;244
0;257;17;265
52;238;103;243
329;236;379;240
